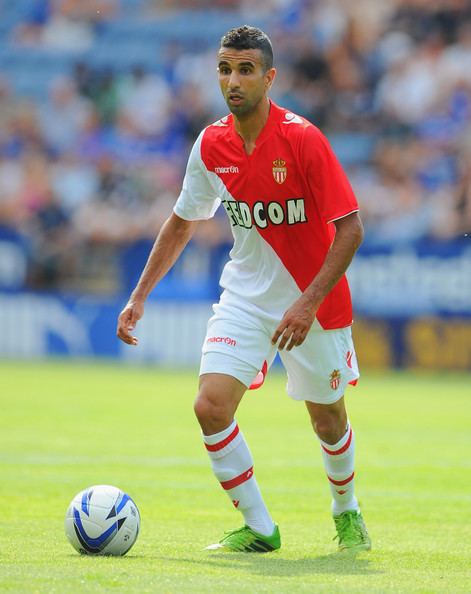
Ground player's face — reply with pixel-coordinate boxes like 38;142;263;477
217;48;275;117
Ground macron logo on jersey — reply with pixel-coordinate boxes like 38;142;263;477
282;111;304;125
212;116;229;127
222;198;307;230
215;165;239;174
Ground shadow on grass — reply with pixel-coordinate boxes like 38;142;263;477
154;551;382;577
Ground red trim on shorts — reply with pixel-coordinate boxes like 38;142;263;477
249;360;268;390
205;424;239;452
321;427;353;456
327;471;355;486
220;466;254;490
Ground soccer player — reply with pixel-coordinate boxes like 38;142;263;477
117;25;371;553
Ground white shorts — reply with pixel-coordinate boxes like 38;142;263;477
199;299;360;405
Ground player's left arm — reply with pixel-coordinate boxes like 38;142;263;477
271;212;364;351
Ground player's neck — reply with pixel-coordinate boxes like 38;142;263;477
233;97;271;155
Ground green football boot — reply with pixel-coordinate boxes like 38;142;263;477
205;524;281;552
333;510;371;552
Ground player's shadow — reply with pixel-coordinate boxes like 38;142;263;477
158;551;381;577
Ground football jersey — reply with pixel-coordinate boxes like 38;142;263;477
174;101;359;330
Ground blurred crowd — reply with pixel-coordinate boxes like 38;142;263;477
0;0;470;292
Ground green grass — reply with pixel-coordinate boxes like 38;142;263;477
0;361;470;593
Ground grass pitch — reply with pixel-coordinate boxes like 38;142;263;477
0;361;470;593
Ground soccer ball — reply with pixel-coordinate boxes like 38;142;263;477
64;485;140;556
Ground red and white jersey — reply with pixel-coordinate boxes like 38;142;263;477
174;101;359;329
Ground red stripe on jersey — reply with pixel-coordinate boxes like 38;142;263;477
205;424;239;452
220;466;254;490
327;472;355;486
322;427;353;456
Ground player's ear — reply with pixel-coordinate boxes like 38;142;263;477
265;67;276;91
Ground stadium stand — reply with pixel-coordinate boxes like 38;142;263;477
0;0;470;294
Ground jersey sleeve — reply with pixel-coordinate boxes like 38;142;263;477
301;125;359;223
173;130;221;221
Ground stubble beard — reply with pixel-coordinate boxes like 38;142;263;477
225;94;263;118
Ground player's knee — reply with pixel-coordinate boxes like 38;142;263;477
193;391;231;434
313;414;346;445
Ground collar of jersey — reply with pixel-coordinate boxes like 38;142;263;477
230;99;282;154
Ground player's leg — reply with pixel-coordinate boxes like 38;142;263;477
195;371;279;551
305;397;358;515
304;396;369;550
279;323;370;551
195;303;280;551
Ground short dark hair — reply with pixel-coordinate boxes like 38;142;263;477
220;25;274;71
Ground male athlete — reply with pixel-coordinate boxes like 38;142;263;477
117;26;371;553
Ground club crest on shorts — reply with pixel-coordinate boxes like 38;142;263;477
329;369;341;390
272;158;287;184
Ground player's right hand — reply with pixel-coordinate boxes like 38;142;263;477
116;300;144;346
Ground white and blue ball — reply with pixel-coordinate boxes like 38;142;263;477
65;485;140;556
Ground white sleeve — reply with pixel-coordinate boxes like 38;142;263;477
174;131;221;221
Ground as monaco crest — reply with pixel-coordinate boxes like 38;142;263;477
329;369;341;390
272;158;287;184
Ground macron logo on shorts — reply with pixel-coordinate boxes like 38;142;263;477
207;336;237;347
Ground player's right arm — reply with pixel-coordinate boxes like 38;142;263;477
117;213;198;345
118;130;220;346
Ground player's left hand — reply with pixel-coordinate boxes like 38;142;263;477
271;296;317;351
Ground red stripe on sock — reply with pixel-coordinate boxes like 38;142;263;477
220;466;254;490
321;427;353;456
205;424;239;452
327;471;355;486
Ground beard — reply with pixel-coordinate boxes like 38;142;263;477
224;94;263;117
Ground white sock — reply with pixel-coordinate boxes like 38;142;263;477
319;422;359;516
203;420;275;536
